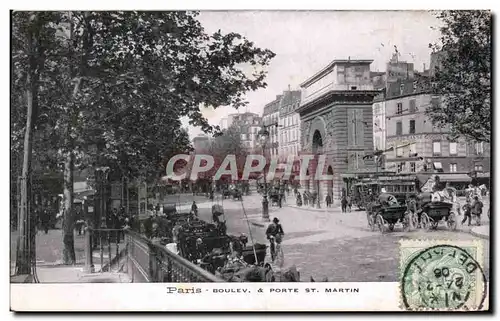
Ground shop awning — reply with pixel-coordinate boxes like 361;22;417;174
476;172;490;179
436;174;472;183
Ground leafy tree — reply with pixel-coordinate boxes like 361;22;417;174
427;10;491;143
12;11;275;265
11;11;66;273
208;125;249;180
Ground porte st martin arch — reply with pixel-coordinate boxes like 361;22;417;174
297;59;379;203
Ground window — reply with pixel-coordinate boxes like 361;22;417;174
396;121;402;135
409;99;416;113
410;162;416;172
449;142;458;155
433;162;443;172
433;141;441;155
396;102;403;114
350;86;357;90
413;81;417;92
475;164;484;172
397;162;404;173
400;84;405;95
475;142;484;155
449;163;457;172
396;147;403;158
409;120;416;134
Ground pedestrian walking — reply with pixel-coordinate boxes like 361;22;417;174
303;192;309;206
347;195;352;212
472;196;483;226
325;194;332;208
266;217;285;261
461;200;472;226
341;196;347;213
191;201;198;217
296;192;303;207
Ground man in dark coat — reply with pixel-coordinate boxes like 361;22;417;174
472;196;483;226
461;199;472;226
325;194;332;208
266;217;285;261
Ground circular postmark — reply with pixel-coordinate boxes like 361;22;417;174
401;244;486;311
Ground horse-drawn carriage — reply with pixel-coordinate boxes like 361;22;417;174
367;193;418;233
416;192;457;231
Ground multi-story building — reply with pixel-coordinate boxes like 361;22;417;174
384;79;490;187
372;93;386;151
278;89;302;164
226;112;262;152
262;96;281;157
371;55;416;155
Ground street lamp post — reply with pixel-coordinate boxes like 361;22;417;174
259;127;270;222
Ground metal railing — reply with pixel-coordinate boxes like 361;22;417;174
84;228;126;273
125;230;223;283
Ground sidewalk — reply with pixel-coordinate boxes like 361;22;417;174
469;225;490;239
35;266;129;283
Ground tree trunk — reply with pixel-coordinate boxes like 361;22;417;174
62;151;76;264
15;71;35;275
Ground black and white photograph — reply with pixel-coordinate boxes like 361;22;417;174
9;7;491;311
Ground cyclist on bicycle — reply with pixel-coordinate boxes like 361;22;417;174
266;217;284;261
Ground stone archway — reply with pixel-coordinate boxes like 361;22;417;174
312;130;323;154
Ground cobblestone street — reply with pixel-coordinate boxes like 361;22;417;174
184;192;490;282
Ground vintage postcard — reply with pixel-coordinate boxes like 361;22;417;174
9;8;491;312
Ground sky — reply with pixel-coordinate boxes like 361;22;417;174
182;10;443;139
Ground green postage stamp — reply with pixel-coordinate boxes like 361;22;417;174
400;240;488;311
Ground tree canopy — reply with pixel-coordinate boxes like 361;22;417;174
12;11;275;183
11;11;275;264
427;10;491;143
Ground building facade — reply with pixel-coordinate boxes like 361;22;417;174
224;112;262;152
262;96;281;157
384;87;490;186
298;59;378;202
278;90;302;164
372;93;386;151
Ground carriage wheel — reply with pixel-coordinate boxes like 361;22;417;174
431;221;439;230
420;212;431;231
411;212;419;229
447;212;457;231
370;217;376;231
367;212;374;230
376;214;385;234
